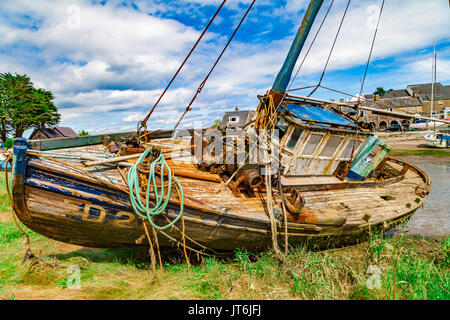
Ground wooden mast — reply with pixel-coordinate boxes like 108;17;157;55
269;0;324;105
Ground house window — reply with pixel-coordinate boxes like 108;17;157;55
228;116;239;123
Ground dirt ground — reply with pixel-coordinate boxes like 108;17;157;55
377;131;437;151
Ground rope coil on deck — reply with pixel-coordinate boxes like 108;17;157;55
127;148;184;230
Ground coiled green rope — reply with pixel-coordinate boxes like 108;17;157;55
128;148;184;230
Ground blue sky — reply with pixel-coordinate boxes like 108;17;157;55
0;0;449;135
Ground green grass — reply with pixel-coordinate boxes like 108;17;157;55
0;174;448;300
3;210;447;300
390;149;450;157
0;222;24;243
0;211;448;300
0;174;11;212
351;234;449;300
388;132;417;137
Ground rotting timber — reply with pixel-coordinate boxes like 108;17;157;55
9;0;431;253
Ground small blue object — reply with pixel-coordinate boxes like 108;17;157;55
13;138;28;179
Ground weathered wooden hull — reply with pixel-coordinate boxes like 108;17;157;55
11;140;431;252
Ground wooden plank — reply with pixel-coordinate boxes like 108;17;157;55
281;175;343;186
79;154;133;167
84;153;142;167
29;129;197;151
29;131;135;151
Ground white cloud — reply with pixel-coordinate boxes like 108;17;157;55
123;112;146;123
406;57;450;84
0;0;449;133
287;0;450;79
0;0;203;93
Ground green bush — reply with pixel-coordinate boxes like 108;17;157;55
78;130;89;136
2;138;13;149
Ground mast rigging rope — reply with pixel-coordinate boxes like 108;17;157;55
140;0;227;129
308;0;351;97
359;0;385;97
287;0;335;91
173;0;256;131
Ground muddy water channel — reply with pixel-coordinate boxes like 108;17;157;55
395;156;450;238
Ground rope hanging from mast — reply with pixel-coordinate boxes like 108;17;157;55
140;0;227;130
351;0;385;155
308;0;351;97
255;94;277;130
173;0;256;131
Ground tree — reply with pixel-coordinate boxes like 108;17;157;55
2;137;13;149
373;87;394;97
30;88;60;131
78;130;89;136
210;118;221;129
0;73;61;139
0;75;16;142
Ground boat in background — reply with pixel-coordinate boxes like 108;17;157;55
415;42;450;147
424;128;450;148
410;119;449;130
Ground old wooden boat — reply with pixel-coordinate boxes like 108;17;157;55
10;135;431;252
9;0;432;253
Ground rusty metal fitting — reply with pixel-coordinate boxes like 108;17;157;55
239;169;263;188
284;189;306;216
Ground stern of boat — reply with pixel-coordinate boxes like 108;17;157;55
11;137;32;224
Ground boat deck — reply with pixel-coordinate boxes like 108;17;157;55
26;138;429;228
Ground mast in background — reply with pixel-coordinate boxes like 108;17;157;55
431;41;437;132
430;41;436;119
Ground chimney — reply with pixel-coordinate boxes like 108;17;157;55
413;90;419;98
340;98;344;103
375;94;380;101
235;106;239;112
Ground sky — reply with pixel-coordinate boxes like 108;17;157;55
0;0;449;136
